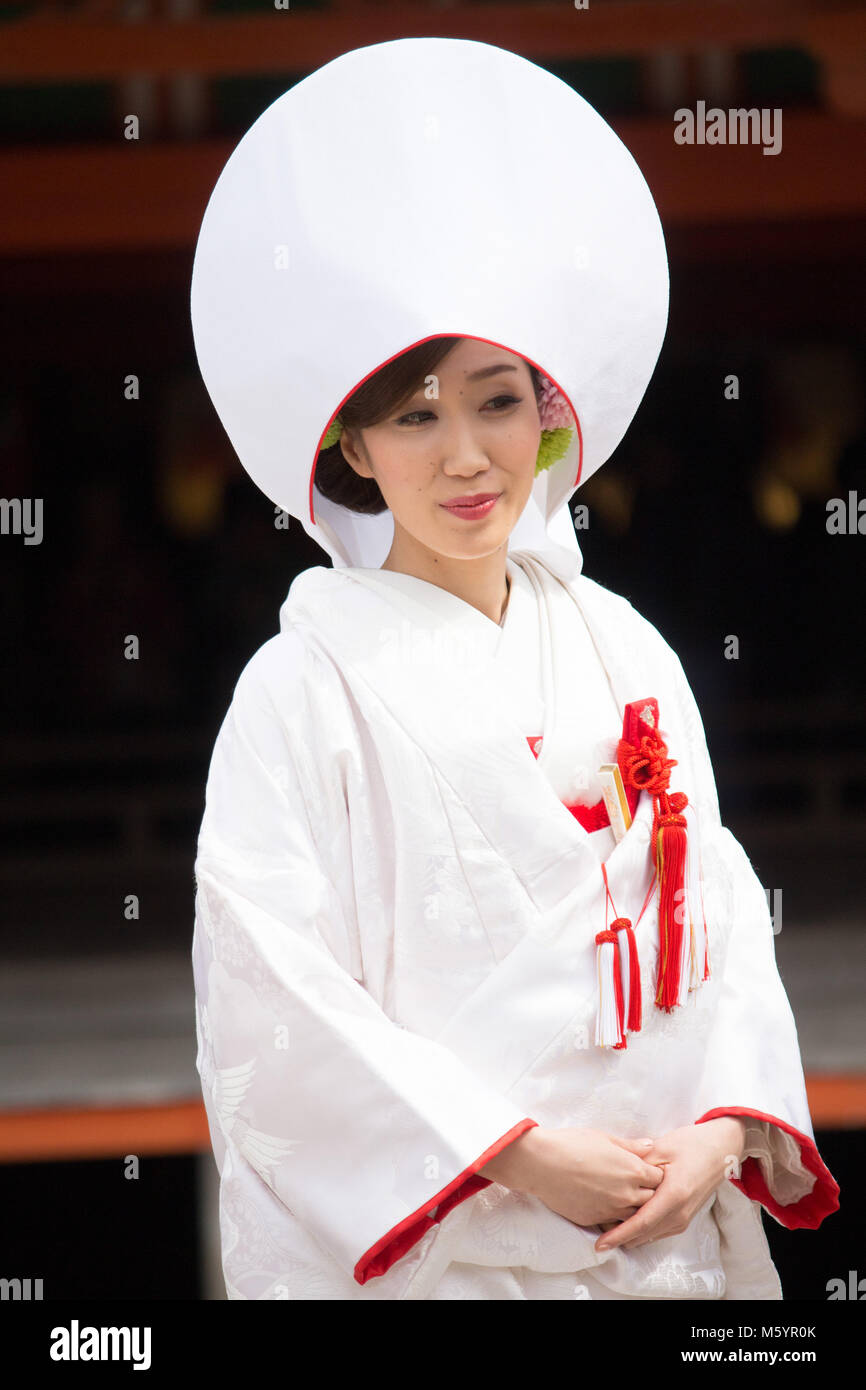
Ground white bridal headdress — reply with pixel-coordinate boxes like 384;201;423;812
190;37;669;576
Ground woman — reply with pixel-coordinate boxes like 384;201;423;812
190;37;838;1300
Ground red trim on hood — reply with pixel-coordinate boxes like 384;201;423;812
353;1116;538;1285
696;1107;840;1230
309;333;583;524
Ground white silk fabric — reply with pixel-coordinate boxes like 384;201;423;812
192;550;824;1300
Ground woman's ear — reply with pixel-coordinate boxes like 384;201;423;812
340;427;375;480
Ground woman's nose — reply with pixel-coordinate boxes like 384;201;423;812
440;417;490;472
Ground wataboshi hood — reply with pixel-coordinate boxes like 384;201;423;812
190;37;669;577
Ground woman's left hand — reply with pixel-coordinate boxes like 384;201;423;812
593;1117;747;1253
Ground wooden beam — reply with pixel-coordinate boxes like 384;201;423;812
0;111;863;255
0;1075;861;1163
806;1075;866;1130
0;2;864;81
0;1100;210;1163
623;111;866;225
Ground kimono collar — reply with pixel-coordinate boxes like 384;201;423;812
282;551;710;1048
280;550;653;902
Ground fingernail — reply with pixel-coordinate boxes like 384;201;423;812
597;1242;610;1251
638;1138;653;1145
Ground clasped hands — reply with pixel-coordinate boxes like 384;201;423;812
593;1116;747;1254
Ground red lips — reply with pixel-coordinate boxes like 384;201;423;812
441;492;500;506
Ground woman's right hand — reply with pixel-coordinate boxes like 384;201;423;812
479;1125;665;1228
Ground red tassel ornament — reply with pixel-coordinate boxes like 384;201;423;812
596;870;655;1051
613;916;642;1034
616;699;708;1014
594;927;626;1048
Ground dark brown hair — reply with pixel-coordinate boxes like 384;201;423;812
314;336;544;515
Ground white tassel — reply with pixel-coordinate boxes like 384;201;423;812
684;802;709;992
595;935;624;1048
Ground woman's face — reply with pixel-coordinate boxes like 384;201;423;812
339;338;541;564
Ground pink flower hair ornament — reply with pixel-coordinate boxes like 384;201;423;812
319;374;575;477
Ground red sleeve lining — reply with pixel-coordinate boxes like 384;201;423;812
353;1117;538;1285
696;1106;840;1230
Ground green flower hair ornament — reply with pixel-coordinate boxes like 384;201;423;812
319;375;575;477
533;426;573;475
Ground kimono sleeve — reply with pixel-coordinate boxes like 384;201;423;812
192;641;538;1287
667;650;840;1230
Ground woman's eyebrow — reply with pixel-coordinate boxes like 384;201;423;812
465;364;519;381
399;362;518;404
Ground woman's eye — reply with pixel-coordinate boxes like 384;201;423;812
397;395;521;426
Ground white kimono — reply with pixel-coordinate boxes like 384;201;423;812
191;549;839;1300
